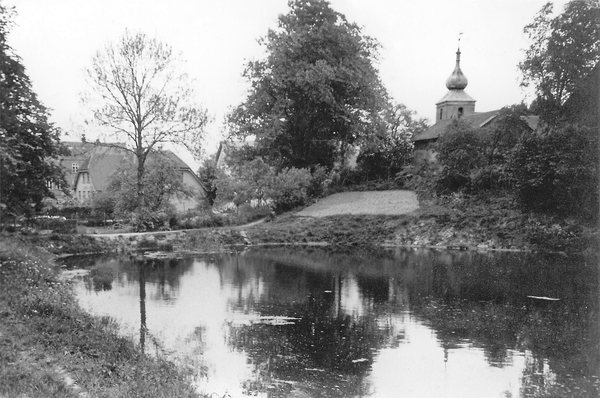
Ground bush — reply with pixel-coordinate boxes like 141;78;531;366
510;124;598;224
269;167;313;214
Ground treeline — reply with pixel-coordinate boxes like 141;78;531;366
407;105;598;226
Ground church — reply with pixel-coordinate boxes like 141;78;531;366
411;47;538;163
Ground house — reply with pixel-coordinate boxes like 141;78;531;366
412;48;538;163
71;145;204;212
215;139;255;170
47;141;96;205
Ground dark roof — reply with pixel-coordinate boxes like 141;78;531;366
412;110;500;142
75;146;200;191
161;150;193;170
77;146;129;191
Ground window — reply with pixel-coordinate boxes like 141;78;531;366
439;108;443;120
72;163;79;173
458;107;464;118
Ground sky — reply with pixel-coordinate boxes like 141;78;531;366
4;0;569;163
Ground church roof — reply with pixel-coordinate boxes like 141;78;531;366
436;89;476;104
412;110;500;142
446;48;469;90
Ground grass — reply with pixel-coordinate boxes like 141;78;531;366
0;236;202;398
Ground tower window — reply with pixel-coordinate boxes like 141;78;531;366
439;108;443;120
458;107;464;118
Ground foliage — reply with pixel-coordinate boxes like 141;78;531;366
83;30;210;220
519;0;600;122
510;124;599;224
0;5;67;219
268;167;313;214
106;152;193;229
227;0;388;171
196;158;221;207
433;120;484;194
357;102;427;181
91;191;116;218
215;158;274;208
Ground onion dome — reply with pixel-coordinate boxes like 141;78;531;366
445;48;468;90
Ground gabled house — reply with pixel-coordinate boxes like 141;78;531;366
412;48;538;163
71;145;204;212
47;141;96;205
215;139;255;170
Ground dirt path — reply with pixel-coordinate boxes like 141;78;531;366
296;190;419;217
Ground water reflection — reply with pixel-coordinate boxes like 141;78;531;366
65;248;600;398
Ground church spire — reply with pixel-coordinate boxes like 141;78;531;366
445;36;468;90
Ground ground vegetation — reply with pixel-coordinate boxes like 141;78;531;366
0;236;202;397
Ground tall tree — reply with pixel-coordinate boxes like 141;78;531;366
83;30;210;222
227;0;388;171
0;5;66;220
518;0;600;121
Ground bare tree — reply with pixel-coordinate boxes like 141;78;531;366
83;30;210;222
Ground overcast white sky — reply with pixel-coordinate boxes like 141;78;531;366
5;0;568;160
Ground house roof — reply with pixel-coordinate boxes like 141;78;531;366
73;145;201;192
77;146;129;191
215;139;256;168
412;110;500;142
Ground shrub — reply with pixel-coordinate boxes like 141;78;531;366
510;124;598;224
268;167;313;214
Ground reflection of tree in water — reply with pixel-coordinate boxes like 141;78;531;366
408;251;600;395
221;248;598;396
224;263;401;397
82;254;195;300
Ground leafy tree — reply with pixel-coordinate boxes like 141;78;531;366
196;158;222;207
433;120;485;194
519;1;600;122
227;0;388;171
510;124;598;224
83;30;210;222
470;105;533;192
357;102;428;181
0;5;67;221
106;153;192;227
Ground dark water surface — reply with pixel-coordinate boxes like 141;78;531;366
63;247;599;397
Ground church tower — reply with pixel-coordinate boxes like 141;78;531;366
435;47;475;122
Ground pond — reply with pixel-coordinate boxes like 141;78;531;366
62;247;600;398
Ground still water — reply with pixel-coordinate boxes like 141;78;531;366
63;247;599;398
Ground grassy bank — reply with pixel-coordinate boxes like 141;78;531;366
0;236;201;398
175;200;598;254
